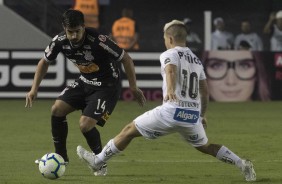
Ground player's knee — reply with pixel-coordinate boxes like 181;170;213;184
51;104;68;116
79;116;96;133
51;101;74;116
51;104;61;116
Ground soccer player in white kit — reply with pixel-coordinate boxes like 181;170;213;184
77;20;256;182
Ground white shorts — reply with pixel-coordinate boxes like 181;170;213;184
134;106;208;147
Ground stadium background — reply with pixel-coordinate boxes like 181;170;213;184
0;0;282;100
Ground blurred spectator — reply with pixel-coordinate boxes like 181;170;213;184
183;17;202;52
211;17;234;50
263;10;282;51
111;8;139;51
74;0;100;29
234;19;263;51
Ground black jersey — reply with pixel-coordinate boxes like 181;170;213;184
44;27;124;88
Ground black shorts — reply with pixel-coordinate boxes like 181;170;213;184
58;79;121;127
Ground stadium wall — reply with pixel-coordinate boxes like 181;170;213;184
0;5;50;49
0;50;281;101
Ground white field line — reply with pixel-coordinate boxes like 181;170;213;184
110;159;282;163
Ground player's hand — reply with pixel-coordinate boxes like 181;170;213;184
131;87;146;107
201;117;207;129
25;91;37;108
164;93;177;102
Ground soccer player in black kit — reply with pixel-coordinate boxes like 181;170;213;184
25;9;146;176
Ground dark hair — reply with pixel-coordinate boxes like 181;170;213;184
62;9;84;28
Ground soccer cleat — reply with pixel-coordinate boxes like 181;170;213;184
77;145;106;175
241;159;256;182
94;164;108;176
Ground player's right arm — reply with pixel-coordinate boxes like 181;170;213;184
25;58;50;108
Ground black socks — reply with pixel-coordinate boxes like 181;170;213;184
51;116;69;162
83;127;102;154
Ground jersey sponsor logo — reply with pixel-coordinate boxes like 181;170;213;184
164;58;171;64
99;42;119;57
98;35;106;42
173;108;199;123
79;76;101;86
178;51;202;65
178;100;199;108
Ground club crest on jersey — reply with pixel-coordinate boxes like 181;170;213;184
98;35;107;42
173;108;199;123
83;50;94;61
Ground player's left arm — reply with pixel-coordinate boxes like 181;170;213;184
164;64;177;102
121;52;146;106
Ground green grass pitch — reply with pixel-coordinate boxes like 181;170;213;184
0;100;281;183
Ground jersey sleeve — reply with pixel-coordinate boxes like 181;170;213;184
160;50;179;69
44;35;62;63
97;34;125;62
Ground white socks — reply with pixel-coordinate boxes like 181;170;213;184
95;139;121;165
216;146;243;168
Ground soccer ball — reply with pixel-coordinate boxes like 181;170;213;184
38;153;66;179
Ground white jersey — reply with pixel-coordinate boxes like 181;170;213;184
133;46;208;144
270;25;282;51
158;46;206;124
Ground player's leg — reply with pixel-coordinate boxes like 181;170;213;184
94;122;142;164
196;143;256;181
179;120;256;181
77;121;142;171
52;81;84;162
92;107;172;167
79;116;101;154
51;99;75;162
78;88;120;175
80;88;120;154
